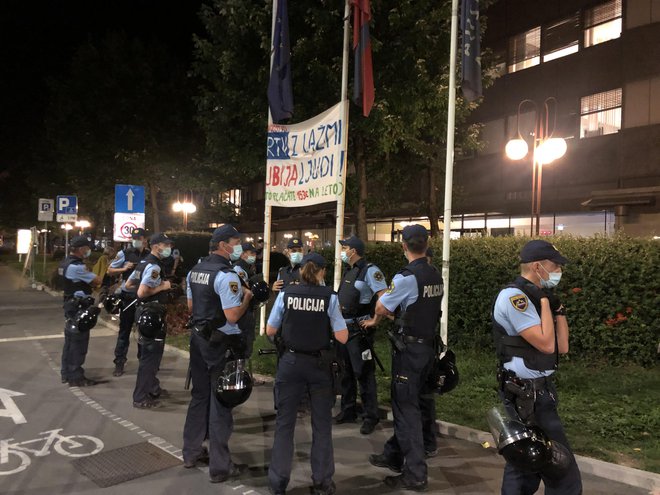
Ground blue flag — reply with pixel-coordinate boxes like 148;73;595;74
268;0;294;123
461;0;482;102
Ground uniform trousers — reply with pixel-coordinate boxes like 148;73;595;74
183;331;235;478
61;319;90;382
114;292;138;365
268;352;335;492
381;342;435;483
338;327;378;422
501;380;582;495
132;336;164;403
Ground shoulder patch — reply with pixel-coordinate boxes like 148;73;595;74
386;281;395;294
229;281;239;294
151;270;160;280
509;294;528;312
373;271;384;282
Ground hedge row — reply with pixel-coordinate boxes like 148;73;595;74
167;232;658;367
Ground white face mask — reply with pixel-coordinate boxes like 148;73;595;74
160;247;172;258
340;251;351;264
82;248;91;258
539;264;562;289
290;252;303;265
132;240;143;249
230;244;243;261
246;255;256;265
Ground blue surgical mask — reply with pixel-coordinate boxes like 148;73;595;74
340;251;350;264
246;255;256;265
230;244;243;261
83;249;91;258
290;252;303;265
160;247;172;258
540;265;562;289
132;240;143;249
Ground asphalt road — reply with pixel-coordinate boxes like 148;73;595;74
0;265;652;494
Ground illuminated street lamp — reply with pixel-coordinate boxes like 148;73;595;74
172;201;196;231
75;219;92;235
505;98;567;236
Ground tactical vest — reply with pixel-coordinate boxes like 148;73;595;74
395;259;443;339
59;256;92;299
338;259;374;318
281;284;334;353
120;247;150;281
133;253;167;304
234;258;256;279
492;276;557;372
278;264;301;288
189;254;230;327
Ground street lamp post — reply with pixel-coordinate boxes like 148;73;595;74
505;98;567;236
172;201;196;231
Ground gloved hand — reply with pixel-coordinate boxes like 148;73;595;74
522;282;548;303
543;289;566;316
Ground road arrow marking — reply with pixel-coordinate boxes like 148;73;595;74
0;388;27;424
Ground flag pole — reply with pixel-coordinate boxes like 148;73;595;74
440;0;459;348
333;0;351;291
260;0;279;335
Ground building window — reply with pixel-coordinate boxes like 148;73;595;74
507;27;540;73
220;189;241;215
542;13;580;62
584;0;622;48
580;88;622;138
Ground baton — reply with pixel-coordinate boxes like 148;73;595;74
258;348;279;356
184;361;192;390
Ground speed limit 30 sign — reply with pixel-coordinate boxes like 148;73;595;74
113;213;145;242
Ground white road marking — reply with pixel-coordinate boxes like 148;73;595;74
0;388;27;425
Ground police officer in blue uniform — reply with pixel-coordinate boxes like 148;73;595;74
233;242;260;358
127;232;174;408
273;237;303;292
266;253;348;495
368;224;442;492
183;225;253;483
334;236;387;435
492;240;582;494
107;227;150;376
60;236;102;386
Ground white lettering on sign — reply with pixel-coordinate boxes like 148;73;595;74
422;285;443;298
190;272;210;285
0;388;27;425
287;297;325;312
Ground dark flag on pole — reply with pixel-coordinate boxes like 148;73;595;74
461;0;482;102
351;0;374;117
268;0;294;123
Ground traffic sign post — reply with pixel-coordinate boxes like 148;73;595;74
114;185;145;242
56;195;78;223
38;199;54;222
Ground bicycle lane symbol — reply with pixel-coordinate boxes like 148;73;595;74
0;429;104;476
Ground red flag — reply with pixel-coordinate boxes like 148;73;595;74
351;0;374;117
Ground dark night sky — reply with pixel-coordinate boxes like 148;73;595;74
0;0;203;168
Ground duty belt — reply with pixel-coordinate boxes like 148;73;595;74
508;373;553;391
401;335;435;346
287;348;327;357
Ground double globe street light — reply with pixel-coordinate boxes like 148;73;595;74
505;98;567;236
172;201;196;231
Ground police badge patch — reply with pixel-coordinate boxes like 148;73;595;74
229;282;239;294
373;271;384;282
151;270;160;280
510;294;528;312
386;282;395;294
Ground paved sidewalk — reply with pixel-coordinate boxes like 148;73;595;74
0;265;657;494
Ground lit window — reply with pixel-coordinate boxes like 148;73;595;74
220;189;241;215
507;27;540;73
584;0;622;48
542;13;580;63
580;88;622;138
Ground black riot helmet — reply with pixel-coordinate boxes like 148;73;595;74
137;311;165;340
75;306;100;332
103;293;124;315
215;359;253;408
429;348;459;395
250;280;271;303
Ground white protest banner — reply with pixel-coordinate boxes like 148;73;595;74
265;101;346;207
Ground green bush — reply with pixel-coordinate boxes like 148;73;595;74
321;236;659;367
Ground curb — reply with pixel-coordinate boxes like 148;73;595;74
27;283;660;492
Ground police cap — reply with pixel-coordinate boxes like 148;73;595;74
402;224;428;241
70;235;92;248
131;228;147;239
211;224;240;243
241;242;256;253
287;237;303;249
150;232;174;245
520;240;568;265
339;236;365;255
302;252;326;268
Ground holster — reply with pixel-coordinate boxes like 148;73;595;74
193;322;213;341
499;369;536;423
387;329;407;353
319;348;343;395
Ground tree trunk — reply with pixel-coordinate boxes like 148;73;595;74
427;163;441;238
148;181;160;232
356;137;368;241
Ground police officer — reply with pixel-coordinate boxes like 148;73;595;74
334;236;387;435
60;236;102;386
492;240;582;494
368;224;442;491
107;227;150;376
272;237;303;292
266;253;348;495
233;242;260;358
183;224;253;483
127;232;173;408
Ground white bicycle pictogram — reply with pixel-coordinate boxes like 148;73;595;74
0;428;104;475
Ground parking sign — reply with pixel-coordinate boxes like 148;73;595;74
56;195;78;222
